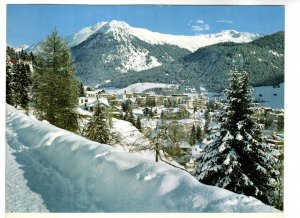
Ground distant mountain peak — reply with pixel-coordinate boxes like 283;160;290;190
14;44;29;52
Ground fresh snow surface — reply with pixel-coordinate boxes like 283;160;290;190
65;21;108;47
252;83;284;109
107;82;178;94
6;105;279;212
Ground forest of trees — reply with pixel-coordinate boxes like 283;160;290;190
101;31;284;92
6;46;33;113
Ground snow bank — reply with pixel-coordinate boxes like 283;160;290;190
6;105;279;212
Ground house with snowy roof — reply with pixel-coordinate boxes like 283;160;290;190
80;98;110;112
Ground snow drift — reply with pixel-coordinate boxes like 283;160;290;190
6;105;279;212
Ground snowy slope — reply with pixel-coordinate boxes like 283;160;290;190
67;20;260;52
65;22;108;47
6;105;279;212
14;44;29;52
107;82;178;94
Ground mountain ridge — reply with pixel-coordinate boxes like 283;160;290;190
104;31;284;92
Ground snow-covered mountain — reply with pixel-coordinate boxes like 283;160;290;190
6;104;279;212
65;21;108;47
25;20;261;85
14;44;29;52
66;20;260;52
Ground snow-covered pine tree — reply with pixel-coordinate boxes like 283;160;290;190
85;102;110;144
32;30;79;132
195;70;281;209
189;124;196;145
204;110;210;135
6;53;14;105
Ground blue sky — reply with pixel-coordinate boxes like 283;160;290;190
7;5;284;47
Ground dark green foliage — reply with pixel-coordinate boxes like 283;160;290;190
12;63;32;111
85;103;110;144
79;81;85;97
32;30;79;132
146;98;156;107
103;32;284;92
195;70;282;209
196;125;203;142
135;117;142;131
6;46;33;110
189;124;196;145
251;31;284;54
6;53;14;105
122;99;133;113
204;110;210;135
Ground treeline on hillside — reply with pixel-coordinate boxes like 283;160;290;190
103;31;284;92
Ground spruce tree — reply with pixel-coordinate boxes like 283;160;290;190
196;125;203;142
32;30;79;132
6;53;14;105
195;70;280;208
79;81;85;97
136;117;142;131
85;102;110;144
204;110;210;135
12;63;31;111
189;124;196;145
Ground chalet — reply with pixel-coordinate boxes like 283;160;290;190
82;98;110;112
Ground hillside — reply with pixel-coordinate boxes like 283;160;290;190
6;105;279;212
71;26;190;85
26;20;261;86
106;31;284;92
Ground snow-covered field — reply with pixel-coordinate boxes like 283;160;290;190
252;83;284;109
6;105;279;212
106;82;178;94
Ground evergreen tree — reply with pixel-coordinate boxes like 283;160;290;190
136;117;142;131
12;63;31;111
6;53;14;105
196;125;203;142
128;110;135;125
32;30;79;132
85;102;110;144
204;110;210;135
79;81;85;97
160;111;165;119
189;124;196;145
195;70;281;208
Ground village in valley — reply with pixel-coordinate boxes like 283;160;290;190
6;5;286;212
77;83;284;173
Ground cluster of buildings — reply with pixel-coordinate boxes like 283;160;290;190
78;87;209;116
